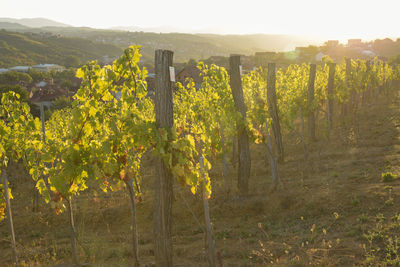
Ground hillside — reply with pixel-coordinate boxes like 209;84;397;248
0;17;70;28
0;22;30;31
1;85;400;266
33;28;323;62
0;30;122;67
0;20;323;63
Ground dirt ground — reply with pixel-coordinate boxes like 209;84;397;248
1;91;400;266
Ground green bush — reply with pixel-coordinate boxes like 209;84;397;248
363;213;400;265
0;84;29;102
0;71;32;85
51;96;72;111
381;172;397;182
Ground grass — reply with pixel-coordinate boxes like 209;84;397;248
363;213;400;266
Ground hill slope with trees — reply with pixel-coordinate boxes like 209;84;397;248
0;20;324;64
0;30;122;67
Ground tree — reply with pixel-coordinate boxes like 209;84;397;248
389;54;400;65
64;55;82;68
28;69;50;82
51;96;72;111
0;85;29;102
186;58;197;67
0;71;32;85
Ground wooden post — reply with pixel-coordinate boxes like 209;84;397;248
327;62;336;134
220;121;230;195
229;55;251;196
31;103;47;212
345;58;352;86
367;60;372;102
200;156;216;267
154;49;174;267
345;58;354;112
299;107;307;161
126;180;140;267
2;169;18;264
307;64;316;141
382;62;386;96
231;136;237;168
266;63;284;162
66;197;79;266
363;60;371;105
39;105;51;191
264;121;279;187
374;62;379;98
355;60;362;109
40;103;46;141
341;58;351;117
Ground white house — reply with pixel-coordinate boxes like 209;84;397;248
361;50;376;58
35;81;47;87
10;66;31;72
315;52;325;62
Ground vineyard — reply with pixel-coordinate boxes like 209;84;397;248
1;45;400;266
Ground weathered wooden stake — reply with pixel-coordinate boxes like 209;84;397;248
382;62;386;96
220;122;230;195
264;121;279;188
307;64;316;141
327;62;336;135
266;63;284;162
40;103;46;141
66;197;79;266
231;136;237;168
362;60;371;105
345;58;354;113
374;63;379;98
355;61;362;110
367;60;373;102
340;58;350;117
31;103;47;212
200;156;216;267
2;169;18;264
229;55;251;196
299;107;307;162
154;49;174;266
126;180;140;267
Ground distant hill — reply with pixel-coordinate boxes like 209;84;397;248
0;22;30;31
196;33;319;52
110;25;186;33
109;27;323;52
0;18;324;64
0;30;122;67
0;17;70;28
13;26;322;63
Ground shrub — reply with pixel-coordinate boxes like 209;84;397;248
381;172;397;182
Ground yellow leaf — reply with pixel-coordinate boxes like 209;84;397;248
190;186;196;195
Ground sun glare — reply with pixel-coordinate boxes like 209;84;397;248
1;0;399;40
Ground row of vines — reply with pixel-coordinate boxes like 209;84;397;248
1;45;399;266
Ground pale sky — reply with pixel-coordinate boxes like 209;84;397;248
1;0;400;40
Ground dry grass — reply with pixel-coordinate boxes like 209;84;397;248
2;92;400;266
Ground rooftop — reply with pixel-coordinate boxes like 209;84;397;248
10;66;30;70
33;64;57;68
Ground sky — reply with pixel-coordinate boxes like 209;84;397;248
1;0;400;40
